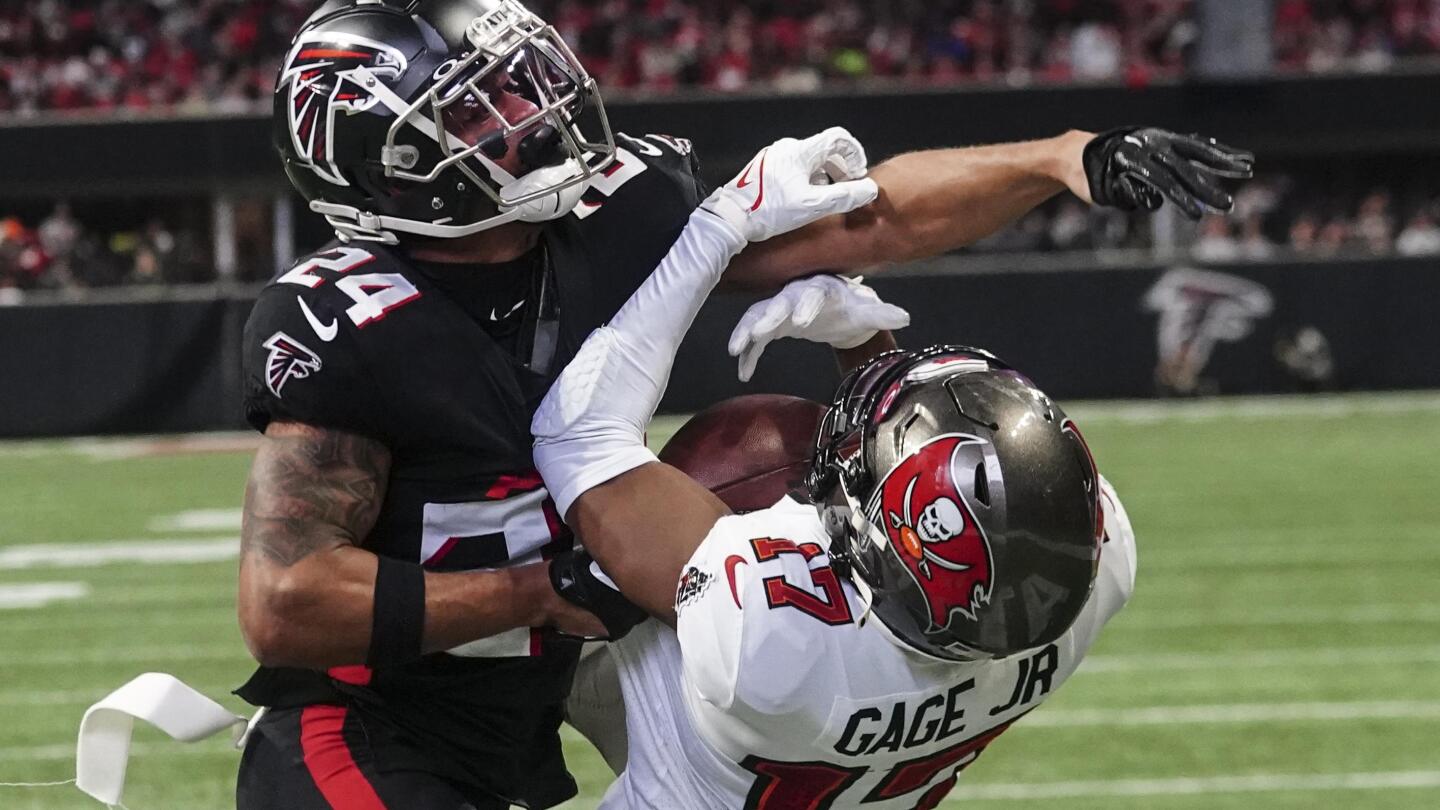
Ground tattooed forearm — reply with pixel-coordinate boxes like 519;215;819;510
241;422;391;568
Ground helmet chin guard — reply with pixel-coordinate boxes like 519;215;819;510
500;158;590;223
811;346;1104;663
275;0;616;244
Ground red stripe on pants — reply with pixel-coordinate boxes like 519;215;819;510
327;666;373;686
300;706;388;810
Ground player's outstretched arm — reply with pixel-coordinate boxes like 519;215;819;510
534;129;878;625
238;421;602;669
726;127;1254;286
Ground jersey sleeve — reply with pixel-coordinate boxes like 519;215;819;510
673;511;833;716
1092;475;1139;624
241;285;391;443
559;133;712;334
621;132;708;201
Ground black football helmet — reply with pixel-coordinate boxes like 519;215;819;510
808;346;1104;662
274;0;616;244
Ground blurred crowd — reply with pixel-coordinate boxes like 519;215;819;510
1274;0;1440;73
3;0;1440;115
1188;176;1440;260
545;0;1195;93
0;0;312;114
967;172;1440;260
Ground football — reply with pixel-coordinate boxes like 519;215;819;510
659;394;827;512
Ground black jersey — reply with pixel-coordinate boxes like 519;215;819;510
238;133;707;808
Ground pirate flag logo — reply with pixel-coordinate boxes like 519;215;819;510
872;434;994;628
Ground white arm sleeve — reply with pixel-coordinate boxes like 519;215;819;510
533;209;747;516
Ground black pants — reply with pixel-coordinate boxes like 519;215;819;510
236;707;510;810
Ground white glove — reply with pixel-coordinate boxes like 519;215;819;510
727;275;911;381
701;126;879;243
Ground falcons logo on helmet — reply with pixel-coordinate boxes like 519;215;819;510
263;332;322;397
279;33;409;187
871;434;995;629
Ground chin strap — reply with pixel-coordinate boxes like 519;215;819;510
312;200;528;244
499;158;591;223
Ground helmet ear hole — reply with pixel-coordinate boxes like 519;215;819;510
972;462;991;507
1069;438;1096;495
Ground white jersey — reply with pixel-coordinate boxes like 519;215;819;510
600;479;1137;810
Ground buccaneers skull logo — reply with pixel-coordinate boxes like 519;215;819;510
279;33;409;187
872;434;994;628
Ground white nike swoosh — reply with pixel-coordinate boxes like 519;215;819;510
490;299;527;322
297;297;338;343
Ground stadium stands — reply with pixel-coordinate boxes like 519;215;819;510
2;1;1439;297
4;1;1440;116
0;1;313;115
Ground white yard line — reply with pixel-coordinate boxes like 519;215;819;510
0;432;258;461
2;644;243;667
85;585;232;605
1079;645;1440;674
0;741;237;763
69;433;260;461
25;590;233;610
3;611;233;634
0;538;238;570
1022;700;1440;728
1142;543;1440;570
1122;604;1440;629
0;686;233;707
959;770;1440;800
0;583;89;609
1065;391;1440;424
146;509;244;534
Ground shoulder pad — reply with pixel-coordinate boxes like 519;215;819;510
570;133;706;224
264;244;426;338
242;250;407;441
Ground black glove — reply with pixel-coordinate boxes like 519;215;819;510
548;548;648;641
1083;127;1255;220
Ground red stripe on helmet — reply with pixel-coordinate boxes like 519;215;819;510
298;49;373;59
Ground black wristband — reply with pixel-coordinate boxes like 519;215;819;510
367;556;426;668
1082;126;1142;209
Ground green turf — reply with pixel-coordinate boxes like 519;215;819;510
1;392;1438;808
